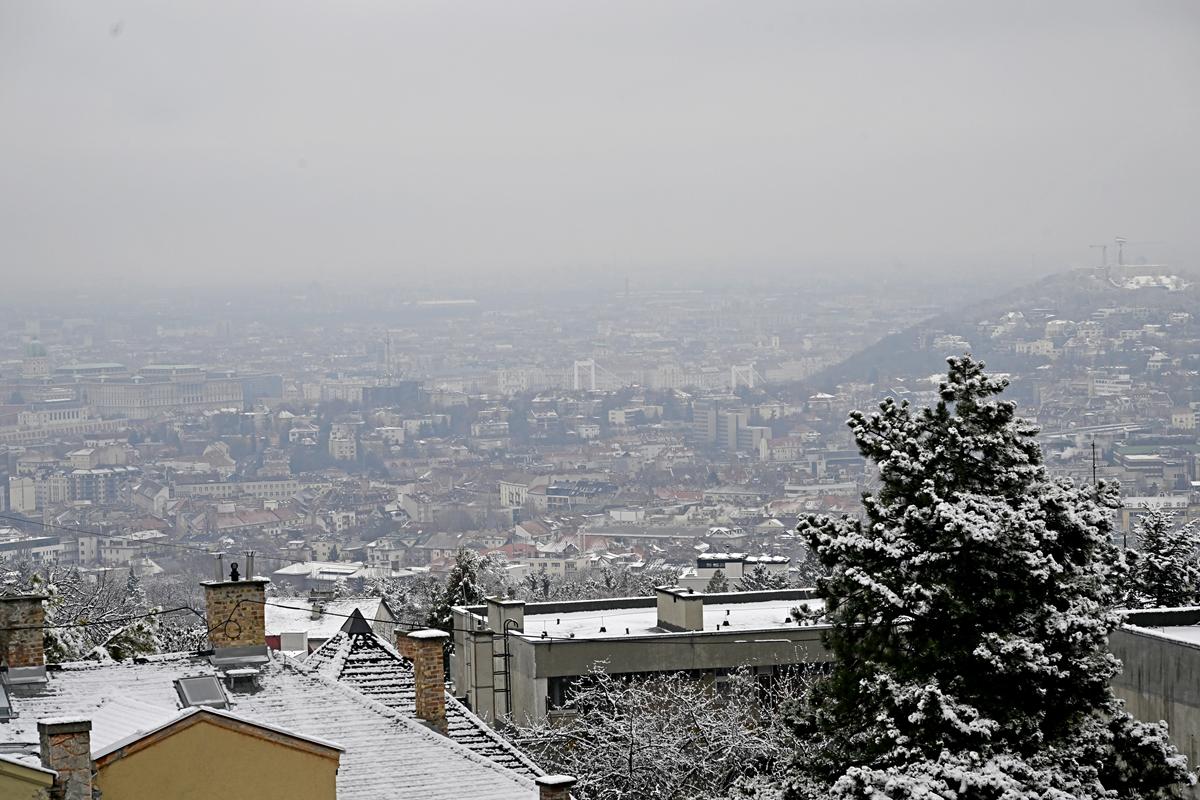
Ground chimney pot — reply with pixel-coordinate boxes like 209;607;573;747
536;774;577;800
655;586;704;632
38;718;92;800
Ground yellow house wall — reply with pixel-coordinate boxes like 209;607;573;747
94;719;338;800
0;767;52;800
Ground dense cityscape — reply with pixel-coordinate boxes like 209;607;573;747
4;1;1200;799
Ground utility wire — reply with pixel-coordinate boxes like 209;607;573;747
0;595;823;645
0;512;302;565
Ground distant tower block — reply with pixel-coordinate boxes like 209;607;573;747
21;338;50;380
573;360;597;392
731;364;755;390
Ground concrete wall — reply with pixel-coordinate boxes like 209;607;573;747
656;587;704;631
1111;610;1200;791
505;624;833;725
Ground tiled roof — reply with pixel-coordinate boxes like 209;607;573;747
306;627;543;778
0;653;535;800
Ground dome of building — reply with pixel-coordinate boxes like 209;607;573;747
24;338;47;358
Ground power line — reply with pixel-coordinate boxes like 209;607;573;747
0;512;210;554
0;604;202;632
0;594;827;647
0;512;300;565
255;598;827;643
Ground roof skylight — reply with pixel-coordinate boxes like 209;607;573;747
174;676;229;710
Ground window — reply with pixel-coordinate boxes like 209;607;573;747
174;676;229;709
0;682;15;720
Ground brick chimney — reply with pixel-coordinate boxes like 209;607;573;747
200;567;269;651
38;718;92;800
0;594;47;681
655;586;704;632
408;629;450;732
395;631;416;661
535;774;577;800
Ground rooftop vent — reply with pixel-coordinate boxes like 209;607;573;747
174;676;229;709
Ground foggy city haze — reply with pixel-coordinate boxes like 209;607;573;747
6;5;1200;800
3;0;1198;293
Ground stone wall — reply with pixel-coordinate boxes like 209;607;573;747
0;595;46;668
38;719;91;800
201;580;268;649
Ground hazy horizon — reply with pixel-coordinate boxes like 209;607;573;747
3;0;1198;292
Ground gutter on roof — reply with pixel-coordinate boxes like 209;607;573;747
92;706;344;766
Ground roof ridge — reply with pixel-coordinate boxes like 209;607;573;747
444;695;546;777
276;657;535;791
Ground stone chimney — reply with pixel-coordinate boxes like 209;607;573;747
0;594;47;682
200;566;269;651
655;586;704;632
38;718;92;800
408;629;450;732
535;774;577;800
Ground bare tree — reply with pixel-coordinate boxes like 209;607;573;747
508;664;814;800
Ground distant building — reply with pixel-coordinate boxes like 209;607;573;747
677;552;790;591
451;589;827;726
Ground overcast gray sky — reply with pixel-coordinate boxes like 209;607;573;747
2;1;1198;292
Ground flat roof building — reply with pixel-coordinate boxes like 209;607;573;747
451;588;828;726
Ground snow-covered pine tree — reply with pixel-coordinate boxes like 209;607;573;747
783;356;1191;800
706;569;730;593
1127;508;1200;609
735;563;789;591
425;546;488;632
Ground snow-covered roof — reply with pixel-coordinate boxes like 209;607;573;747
89;700;344;760
265;598;385;639
2;651;536;799
522;597;824;639
306;622;543;778
0;752;56;777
